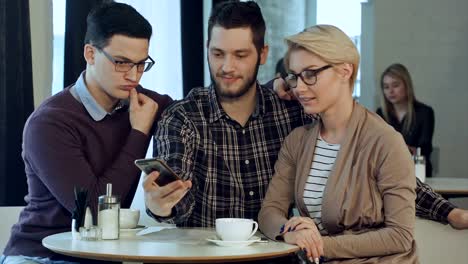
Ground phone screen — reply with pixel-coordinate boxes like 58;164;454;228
134;158;180;186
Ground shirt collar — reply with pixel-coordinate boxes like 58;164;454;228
253;83;266;118
207;82;266;124
71;71;128;121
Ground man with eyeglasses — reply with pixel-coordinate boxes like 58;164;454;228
2;3;172;263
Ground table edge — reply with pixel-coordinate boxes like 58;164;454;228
42;233;300;263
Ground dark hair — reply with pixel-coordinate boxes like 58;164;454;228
84;2;152;49
275;57;287;78
208;0;266;54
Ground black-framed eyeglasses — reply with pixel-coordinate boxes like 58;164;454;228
98;48;155;73
285;65;332;88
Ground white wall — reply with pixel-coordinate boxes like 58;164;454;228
29;0;53;107
367;0;468;178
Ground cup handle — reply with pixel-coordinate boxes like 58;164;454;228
248;221;259;239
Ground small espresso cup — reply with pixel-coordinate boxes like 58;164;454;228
215;218;258;241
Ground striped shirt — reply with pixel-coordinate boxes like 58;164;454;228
303;134;340;235
151;84;310;227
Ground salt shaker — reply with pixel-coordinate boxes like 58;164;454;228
98;183;120;239
414;147;426;183
80;207;101;240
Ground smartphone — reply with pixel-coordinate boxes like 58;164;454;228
134;158;181;186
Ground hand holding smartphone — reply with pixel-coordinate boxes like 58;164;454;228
134;158;181;186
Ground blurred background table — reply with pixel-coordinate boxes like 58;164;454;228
425;177;468;198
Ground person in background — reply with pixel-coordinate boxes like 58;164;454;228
259;25;418;263
377;63;434;177
377;63;468;230
1;3;172;263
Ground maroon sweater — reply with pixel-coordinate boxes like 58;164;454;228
3;86;172;260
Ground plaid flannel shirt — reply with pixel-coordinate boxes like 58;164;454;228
150;83;454;227
415;177;455;224
152;84;308;227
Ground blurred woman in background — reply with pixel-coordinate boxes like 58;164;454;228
377;63;434;177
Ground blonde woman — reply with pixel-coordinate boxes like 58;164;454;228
259;25;418;263
377;63;434;177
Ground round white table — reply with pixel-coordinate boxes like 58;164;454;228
42;228;299;263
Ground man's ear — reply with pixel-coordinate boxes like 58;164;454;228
83;44;96;65
259;44;269;65
206;40;211;65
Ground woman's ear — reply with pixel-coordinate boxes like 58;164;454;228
336;63;353;83
83;44;96;65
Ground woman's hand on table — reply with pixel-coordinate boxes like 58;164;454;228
281;217;323;263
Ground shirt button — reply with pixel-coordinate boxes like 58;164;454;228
242;129;246;134
245;160;250;165
249;191;254;196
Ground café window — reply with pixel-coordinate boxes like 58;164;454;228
255;0;364;99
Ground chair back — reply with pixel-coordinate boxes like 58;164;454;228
0;206;24;251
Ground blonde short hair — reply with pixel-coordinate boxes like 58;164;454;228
284;25;360;86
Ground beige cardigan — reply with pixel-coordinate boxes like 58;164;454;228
259;102;418;263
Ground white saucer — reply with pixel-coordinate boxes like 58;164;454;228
206;236;261;247
120;225;145;236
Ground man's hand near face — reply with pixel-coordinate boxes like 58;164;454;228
129;88;158;135
273;77;296;101
143;171;192;217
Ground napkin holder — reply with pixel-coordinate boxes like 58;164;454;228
71;186;101;240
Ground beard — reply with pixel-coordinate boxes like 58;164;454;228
209;56;261;100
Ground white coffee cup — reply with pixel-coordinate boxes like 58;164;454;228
119;208;140;229
215;218;258;241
